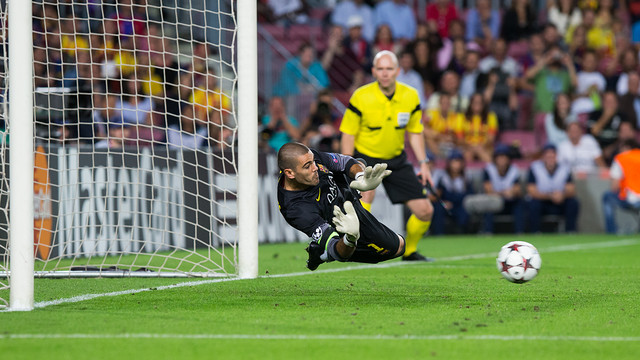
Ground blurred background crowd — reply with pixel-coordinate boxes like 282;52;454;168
0;0;639;234
255;0;640;234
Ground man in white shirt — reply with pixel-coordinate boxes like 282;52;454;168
572;50;606;115
331;0;375;42
478;38;521;78
557;121;606;173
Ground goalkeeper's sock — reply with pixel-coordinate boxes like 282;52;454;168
403;215;431;257
361;201;372;212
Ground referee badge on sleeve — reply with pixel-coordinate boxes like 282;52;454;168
397;112;410;127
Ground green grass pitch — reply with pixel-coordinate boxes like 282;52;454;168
1;234;639;359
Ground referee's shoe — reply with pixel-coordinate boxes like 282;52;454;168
402;251;435;262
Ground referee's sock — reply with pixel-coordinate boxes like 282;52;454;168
404;215;431;257
360;201;372;212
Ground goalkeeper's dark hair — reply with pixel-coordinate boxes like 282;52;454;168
278;142;311;171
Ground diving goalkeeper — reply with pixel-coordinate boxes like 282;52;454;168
277;142;405;270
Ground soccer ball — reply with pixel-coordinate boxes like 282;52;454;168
496;241;542;283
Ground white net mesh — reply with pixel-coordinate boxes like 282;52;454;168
1;0;240;307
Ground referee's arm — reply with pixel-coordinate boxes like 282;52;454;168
340;99;362;156
341;133;356;156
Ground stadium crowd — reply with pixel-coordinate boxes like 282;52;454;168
28;0;234;150
258;0;640;234
11;0;640;234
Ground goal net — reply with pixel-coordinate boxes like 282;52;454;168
0;0;258;310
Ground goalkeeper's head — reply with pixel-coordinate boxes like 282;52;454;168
278;142;319;189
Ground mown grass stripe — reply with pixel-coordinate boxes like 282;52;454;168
19;238;638;310
1;333;639;342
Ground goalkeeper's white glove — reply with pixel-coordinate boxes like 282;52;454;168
332;201;360;247
349;163;392;192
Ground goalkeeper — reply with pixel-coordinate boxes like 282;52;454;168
277;142;405;270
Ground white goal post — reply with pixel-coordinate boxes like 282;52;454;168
0;0;257;311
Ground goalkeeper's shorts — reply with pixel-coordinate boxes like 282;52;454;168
340;191;404;264
354;150;426;204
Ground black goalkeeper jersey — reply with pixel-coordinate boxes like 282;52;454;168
277;150;360;242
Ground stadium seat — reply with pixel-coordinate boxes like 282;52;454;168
516;93;533;130
507;40;529;59
533;112;547;146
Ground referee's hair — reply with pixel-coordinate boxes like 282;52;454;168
373;50;398;68
278;142;310;171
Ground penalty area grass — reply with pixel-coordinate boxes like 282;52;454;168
0;234;639;360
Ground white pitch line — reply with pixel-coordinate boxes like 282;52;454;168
1;333;639;342
15;238;638;310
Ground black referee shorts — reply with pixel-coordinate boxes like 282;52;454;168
344;191;403;263
354;150;426;204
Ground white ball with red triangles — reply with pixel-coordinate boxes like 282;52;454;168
496;241;542;283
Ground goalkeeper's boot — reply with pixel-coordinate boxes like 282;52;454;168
402;251;435;262
305;241;325;271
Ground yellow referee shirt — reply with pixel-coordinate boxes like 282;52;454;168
340;81;422;160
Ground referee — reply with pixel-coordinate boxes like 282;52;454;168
340;50;435;261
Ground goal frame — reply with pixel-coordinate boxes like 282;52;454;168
6;0;258;311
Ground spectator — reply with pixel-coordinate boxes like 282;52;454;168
425;0;460;39
594;0;615;30
500;0;538;43
526;144;580;232
618;71;640;127
373;0;417;43
263;0;309;25
372;24;403;55
478;67;519;130
603;120;638;165
301;90;340;152
343;15;372;71
459;51;482;98
166;102;208;150
580;8;615;57
542;23;569;51
630;0;640;43
602;139;640;234
525;47;577;114
587;91;630;148
479;38;522;78
396;50;427;107
544;93;574;146
331;0;375;42
615;49;640;96
557;121;606;172
482;144;525;234
427;71;469;112
548;0;583;37
465;0;501;50
567;24;589;69
260;96;301;152
430;151;472;235
572;50;606;114
424;93;464;159
116;77;153;126
322;25;365;93
95;120;133;149
444;38;467;75
437;19;466;71
273;42;329;98
412;39;441;96
190;67;231;126
459;93;498;162
518;33;547;75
